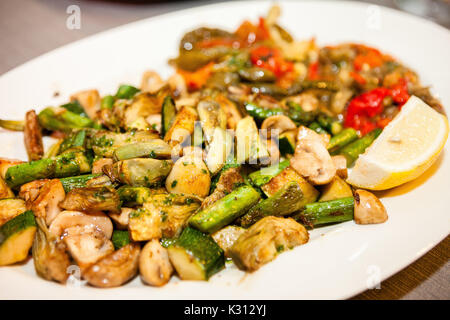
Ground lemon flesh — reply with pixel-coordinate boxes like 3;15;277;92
347;96;449;190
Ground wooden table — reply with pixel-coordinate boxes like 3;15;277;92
1;0;448;299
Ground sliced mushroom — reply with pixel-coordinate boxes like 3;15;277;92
141;70;165;93
70;89;100;120
84;243;140;288
354;189;388;224
60;186;120;214
167;73;187;98
164;106;198;149
109;207;133;230
24;110;44;161
32;218;71;283
19;179;65;225
92;158;113;174
139;239;173;286
290;126;336;185
49;210;113;240
332;155;348;179
197;99;227;144
165;153;211;198
214;93;242;130
64;230;115;271
261;115;296;139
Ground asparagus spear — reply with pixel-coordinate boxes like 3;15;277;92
339;128;382;165
189;185;261;233
59;130;87;154
295;197;354;227
327;128;358;152
115;84;140;99
112;140;172;161
5;152;91;189
100;95;115;110
38;107;94;132
309;121;328;135
286;101;317;125
61;100;87;118
248;159;290;187
238;181;304;228
244;102;284;121
0;119;25;131
59;173;101;193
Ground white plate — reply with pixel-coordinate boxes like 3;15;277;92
0;0;449;300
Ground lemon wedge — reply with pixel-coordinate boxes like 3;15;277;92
346;96;449;190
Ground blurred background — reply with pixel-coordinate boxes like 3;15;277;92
0;0;449;74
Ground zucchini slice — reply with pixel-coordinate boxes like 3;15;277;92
0;198;27;226
278;130;296;155
0;210;36;266
168;227;224;280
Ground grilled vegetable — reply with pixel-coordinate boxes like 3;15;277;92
101;95;115;110
244;102;284;121
58;130;87;154
0;177;14;199
201;166;243;209
164;106;198;149
90;130;159;158
84;243;140;288
339;128;382;166
236;116;270;164
161;96;177;137
248;159;290;187
59;173;101;193
353;190;388;224
0;119;25;131
0;198;27;227
318;176;353;202
117;186;153;206
278;130;296;154
115;84;140;99
299;197;355;227
0;210;37;266
229;216;309;271
239;181;304;227
197;99;227;144
211;225;246;257
327;128;358;153
38;107;95;131
112;230;131;250
24;110;44;161
167;227;225;280
140;239;174;286
113;140;172;161
128;204;162;241
165;154;210;198
106;158;172;187
60;186;120;213
32;218;70;283
189;185;260;233
205;128;233;175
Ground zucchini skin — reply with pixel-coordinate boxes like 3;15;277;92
278;132;296;154
168;227;224;280
238;181;304;228
112;230;131;250
189;185;261;233
0;210;36;244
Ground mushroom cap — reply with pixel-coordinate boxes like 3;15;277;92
261;115;297;139
354;189;388;224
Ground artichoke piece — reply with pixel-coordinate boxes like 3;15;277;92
60;186;121;213
32;218;71;283
197;99;227;144
113;140;172;161
90;130;159;158
106;158;173;187
211;225;245;258
235;116;270;165
229;216;309;272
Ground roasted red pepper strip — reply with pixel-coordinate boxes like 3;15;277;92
390;78;410;106
250;46;293;77
235;17;270;45
178;62;215;91
307;61;320;80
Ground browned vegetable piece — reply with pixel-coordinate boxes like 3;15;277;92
70;89;101;120
84;243;141;288
164;106;198;150
24;110;44;161
201;166;243;209
354;189;388;225
229;216;309;272
331;155;348;179
19;179;65;225
60;186;120;214
290;126;336;185
92;158;113;174
139;239;174;286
